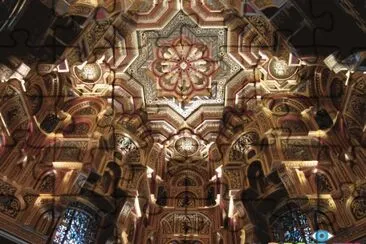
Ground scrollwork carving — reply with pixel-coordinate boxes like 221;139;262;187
351;184;366;220
229;132;259;161
351;197;366;220
225;169;241;189
0;180;19;218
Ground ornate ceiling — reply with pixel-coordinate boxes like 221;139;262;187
0;0;365;244
56;0;306;145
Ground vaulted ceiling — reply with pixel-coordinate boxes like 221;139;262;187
0;1;365;244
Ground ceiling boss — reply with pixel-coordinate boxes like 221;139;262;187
152;37;218;103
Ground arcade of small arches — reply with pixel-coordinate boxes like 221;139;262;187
0;0;365;244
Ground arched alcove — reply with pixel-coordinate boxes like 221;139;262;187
156;186;168;206
35;210;55;235
36;172;56;193
311;171;334;193
100;162;121;194
247;161;267;194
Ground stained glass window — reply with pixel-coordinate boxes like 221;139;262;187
53;203;98;244
272;210;312;243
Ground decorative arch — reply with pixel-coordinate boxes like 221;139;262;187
115;111;152;147
176;177;198;187
169;168;209;184
63;97;106;116
0;195;20;218
312;67;345;114
62;117;92;137
34;209;56;235
160;212;211;236
229;131;260;162
262;96;312;120
247;160;267;194
171;171;204;187
350;183;366;221
41;73;62;98
24;200;62;238
114;133;141;164
271;102;302;115
100;161;121;194
35;171;57;193
309;170;335;194
278;115;309;135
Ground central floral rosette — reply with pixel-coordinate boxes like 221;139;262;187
152;37;218;102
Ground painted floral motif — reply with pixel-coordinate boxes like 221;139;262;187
152;37;217;101
175;137;199;156
74;63;102;83
268;57;297;80
351;184;366;220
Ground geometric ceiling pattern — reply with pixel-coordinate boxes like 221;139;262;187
128;11;240;119
0;0;365;244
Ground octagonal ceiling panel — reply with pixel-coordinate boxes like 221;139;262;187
127;11;241;119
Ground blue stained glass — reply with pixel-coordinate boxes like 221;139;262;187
53;206;98;244
272;210;312;243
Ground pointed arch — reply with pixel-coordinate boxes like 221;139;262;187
35;171;57;193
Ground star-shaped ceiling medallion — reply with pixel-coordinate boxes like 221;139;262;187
127;11;241;119
152;37;218;102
